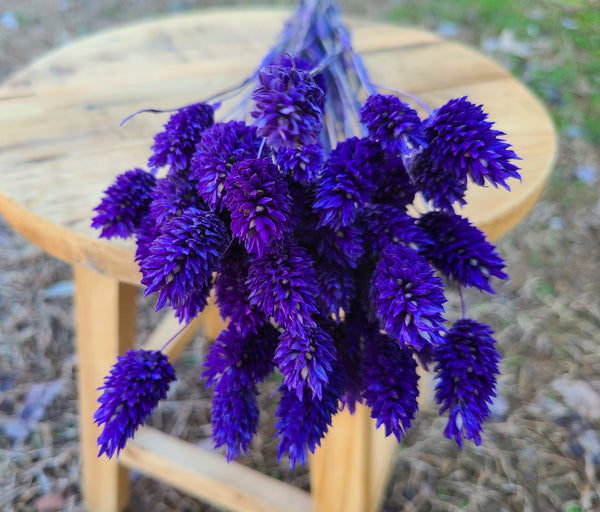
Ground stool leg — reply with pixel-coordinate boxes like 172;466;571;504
73;265;137;512
309;404;398;512
201;293;228;342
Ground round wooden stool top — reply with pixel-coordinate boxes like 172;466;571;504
0;8;555;285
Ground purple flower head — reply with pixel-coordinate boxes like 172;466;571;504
135;216;159;266
351;260;378;320
308;222;366;269
360;94;426;156
361;332;419;441
174;278;213;324
275;373;342;468
363;204;430;255
92;168;156;239
150;173;208;228
424;96;521;190
414;342;435;371
203;324;279;390
417;211;508;293
286;180;315;229
371;243;446;349
371;152;416;209
270;53;327;96
191;121;266;210
148;103;214;172
140;207;230;314
214;244;266;335
224;158;293;257
211;380;260;461
203;324;279;461
276;143;324;184
251;64;324;148
275;324;337;400
314;258;357;321
246;243;319;336
409;149;468;211
332;304;375;413
313;137;383;230
433;319;500;447
94;349;175;458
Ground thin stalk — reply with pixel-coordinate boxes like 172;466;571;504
457;284;467;318
376;83;434;115
160;323;190;352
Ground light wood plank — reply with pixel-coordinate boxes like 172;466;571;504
201;293;228;342
119;427;312;512
309;404;398;512
73;264;137;512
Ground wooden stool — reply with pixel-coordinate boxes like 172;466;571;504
0;8;556;512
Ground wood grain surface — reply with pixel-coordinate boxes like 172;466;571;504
120;426;313;512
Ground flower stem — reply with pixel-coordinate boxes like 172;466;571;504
458;284;467;318
160;322;190;353
375;83;434;115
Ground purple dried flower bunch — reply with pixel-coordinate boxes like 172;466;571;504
92;0;520;466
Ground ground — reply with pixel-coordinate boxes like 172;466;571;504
1;0;599;511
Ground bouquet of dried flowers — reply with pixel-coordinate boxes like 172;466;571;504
91;0;520;468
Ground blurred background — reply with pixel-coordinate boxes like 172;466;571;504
0;0;599;511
